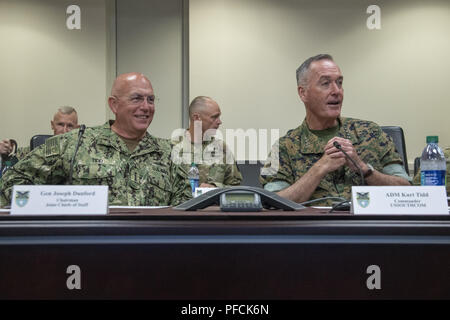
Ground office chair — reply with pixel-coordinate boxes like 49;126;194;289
237;160;264;188
30;134;53;151
381;126;409;175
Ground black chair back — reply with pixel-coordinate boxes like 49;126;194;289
237;161;264;188
30;134;53;151
381;126;409;175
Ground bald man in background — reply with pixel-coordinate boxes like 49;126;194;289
1;72;191;207
0;106;79;161
172;96;242;188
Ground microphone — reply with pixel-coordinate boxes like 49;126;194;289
68;125;86;185
333;141;365;186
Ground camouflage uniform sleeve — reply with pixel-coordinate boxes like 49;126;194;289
217;143;242;187
0;146;29;169
218;162;242;187
260;138;295;187
0;136;65;206
412;170;421;186
16;146;30;161
168;161;192;206
373;125;403;168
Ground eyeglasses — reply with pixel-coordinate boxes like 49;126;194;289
128;94;157;105
113;94;159;105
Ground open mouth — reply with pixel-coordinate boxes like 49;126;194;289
134;115;149;120
327;101;341;106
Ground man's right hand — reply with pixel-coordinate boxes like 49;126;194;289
316;146;346;174
276;148;346;204
0;139;13;156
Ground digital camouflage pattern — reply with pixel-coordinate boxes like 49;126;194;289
16;146;31;161
0;122;192;207
0;146;29;168
413;147;450;195
261;117;404;204
171;132;242;188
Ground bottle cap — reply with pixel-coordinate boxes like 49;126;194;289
426;136;438;143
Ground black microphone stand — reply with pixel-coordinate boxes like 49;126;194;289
333;141;365;186
68;125;86;185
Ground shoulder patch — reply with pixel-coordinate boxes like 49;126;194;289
45;137;60;157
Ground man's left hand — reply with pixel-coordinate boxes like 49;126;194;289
324;137;365;173
200;183;216;188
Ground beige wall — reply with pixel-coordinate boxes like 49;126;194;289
1;0;449;169
190;0;450;168
115;0;183;138
0;0;108;148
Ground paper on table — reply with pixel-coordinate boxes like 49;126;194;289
109;206;170;209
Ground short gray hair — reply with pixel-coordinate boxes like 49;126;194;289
57;106;77;115
188;96;213;118
296;54;334;86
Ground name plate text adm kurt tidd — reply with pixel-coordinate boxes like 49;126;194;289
10;185;109;215
351;186;448;215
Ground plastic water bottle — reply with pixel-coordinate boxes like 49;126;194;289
188;162;200;197
420;136;446;186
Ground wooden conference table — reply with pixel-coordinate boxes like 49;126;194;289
0;206;449;300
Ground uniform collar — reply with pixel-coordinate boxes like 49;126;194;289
183;129;216;146
96;121;163;155
297;117;358;154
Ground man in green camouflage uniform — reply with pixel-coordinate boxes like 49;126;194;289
0;73;191;207
261;54;411;205
413;147;450;196
171;96;242;188
0;106;79;164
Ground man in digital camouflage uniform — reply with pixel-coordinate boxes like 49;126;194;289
171;96;242;188
0;73;191;207
413;147;450;196
0;106;79;162
260;54;411;205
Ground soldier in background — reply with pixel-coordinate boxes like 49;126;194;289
0;106;79;161
0;72;191;207
260;54;411;205
172;96;242;188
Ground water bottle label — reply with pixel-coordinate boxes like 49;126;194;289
421;170;446;186
189;178;199;196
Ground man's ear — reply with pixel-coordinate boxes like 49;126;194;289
192;112;202;121
50;120;55;131
108;96;118;114
298;85;308;103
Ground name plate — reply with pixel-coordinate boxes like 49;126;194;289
194;187;218;198
10;185;109;215
351;186;448;215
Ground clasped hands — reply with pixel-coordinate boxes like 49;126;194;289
319;137;365;174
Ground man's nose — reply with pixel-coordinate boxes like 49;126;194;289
330;82;342;94
140;98;153;110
